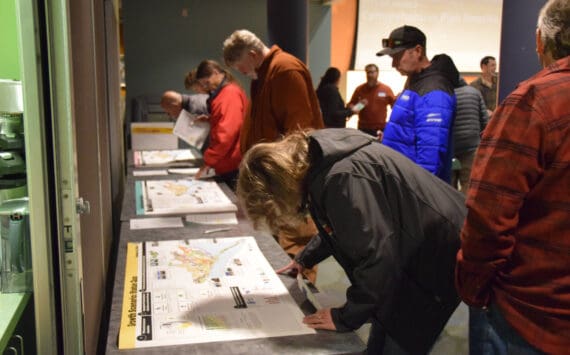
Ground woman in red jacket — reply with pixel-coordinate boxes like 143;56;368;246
194;60;247;189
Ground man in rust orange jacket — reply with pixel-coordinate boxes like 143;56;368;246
223;29;324;282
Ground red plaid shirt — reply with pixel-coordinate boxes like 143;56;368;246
456;56;570;354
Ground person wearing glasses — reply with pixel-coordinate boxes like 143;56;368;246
377;25;459;183
222;29;324;283
192;60;247;190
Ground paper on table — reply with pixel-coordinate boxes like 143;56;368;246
118;237;314;349
133;169;168;176
137;179;238;215
129;217;184;230
167;167;200;175
185;212;238;225
173;109;210;150
133;149;200;167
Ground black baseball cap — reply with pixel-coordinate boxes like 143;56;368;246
376;25;426;56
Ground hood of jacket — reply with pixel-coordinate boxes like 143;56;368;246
409;53;459;95
307;128;376;177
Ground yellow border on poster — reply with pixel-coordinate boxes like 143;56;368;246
118;242;139;349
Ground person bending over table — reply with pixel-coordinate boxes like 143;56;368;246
236;128;466;354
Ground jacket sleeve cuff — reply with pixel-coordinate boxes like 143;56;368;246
455;250;495;307
330;308;353;332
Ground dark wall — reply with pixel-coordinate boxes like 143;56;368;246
123;0;266;106
498;0;546;102
122;0;332;122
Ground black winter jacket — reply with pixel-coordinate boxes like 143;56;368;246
316;83;352;128
296;128;466;354
452;83;489;155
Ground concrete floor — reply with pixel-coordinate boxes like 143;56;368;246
314;257;469;354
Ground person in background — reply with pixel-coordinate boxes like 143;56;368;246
160;89;208;120
316;67;359;128
184;69;208;94
470;55;498;116
347;63;395;137
456;1;570;353
160;88;209;150
223;29;324;282
237;129;465;354
377;25;459;183
193;60;246;190
452;77;489;194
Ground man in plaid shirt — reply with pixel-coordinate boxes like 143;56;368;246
455;0;570;354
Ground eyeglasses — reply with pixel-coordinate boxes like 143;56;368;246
382;38;407;49
197;78;209;88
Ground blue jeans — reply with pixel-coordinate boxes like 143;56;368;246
469;305;544;355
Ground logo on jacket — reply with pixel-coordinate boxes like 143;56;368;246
426;112;442;123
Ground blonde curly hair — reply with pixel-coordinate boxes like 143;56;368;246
236;131;311;235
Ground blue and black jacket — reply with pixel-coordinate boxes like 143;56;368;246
383;54;459;182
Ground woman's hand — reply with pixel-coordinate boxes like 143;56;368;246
275;259;304;278
195;165;211;179
303;308;336;330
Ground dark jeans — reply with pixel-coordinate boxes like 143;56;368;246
469;306;544;355
366;319;409;355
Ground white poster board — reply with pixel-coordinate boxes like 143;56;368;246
131;122;178;150
119;237;314;349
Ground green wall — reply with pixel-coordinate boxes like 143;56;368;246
0;0;20;80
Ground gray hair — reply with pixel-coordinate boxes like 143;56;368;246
223;29;265;66
537;0;570;59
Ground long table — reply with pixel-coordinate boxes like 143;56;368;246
105;176;365;354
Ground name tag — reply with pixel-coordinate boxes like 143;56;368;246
377;92;387;97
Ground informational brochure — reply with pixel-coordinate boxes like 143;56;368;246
173;109;210;150
133;149;200;167
135;179;237;215
118;237;315;349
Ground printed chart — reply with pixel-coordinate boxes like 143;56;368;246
133;149;200;167
135;179;237;215
119;237;314;349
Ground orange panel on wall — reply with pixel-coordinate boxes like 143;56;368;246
331;0;357;73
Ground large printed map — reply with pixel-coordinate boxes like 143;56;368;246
133;149;200;167
119;237;314;349
135;179;237;215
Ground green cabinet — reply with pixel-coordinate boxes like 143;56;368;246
0;293;35;354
